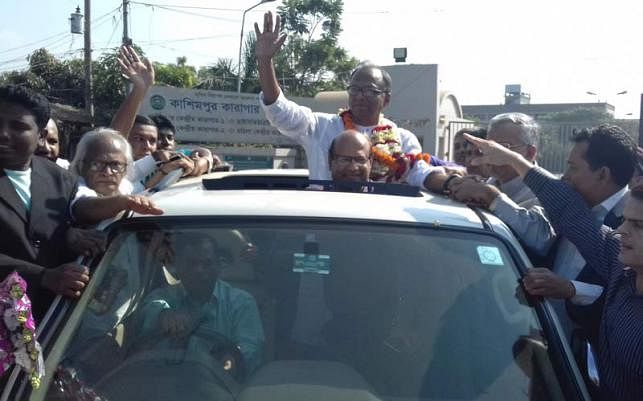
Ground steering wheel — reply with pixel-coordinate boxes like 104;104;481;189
92;322;242;401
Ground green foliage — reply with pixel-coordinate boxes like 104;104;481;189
92;47;127;113
1;46;200;119
239;0;358;95
275;0;358;96
154;60;197;88
0;70;48;93
196;58;237;91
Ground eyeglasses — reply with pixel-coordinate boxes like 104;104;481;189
347;85;387;98
332;155;370;166
84;160;127;174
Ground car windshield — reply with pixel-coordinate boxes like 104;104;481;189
34;219;565;401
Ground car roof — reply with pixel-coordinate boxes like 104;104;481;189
138;170;485;229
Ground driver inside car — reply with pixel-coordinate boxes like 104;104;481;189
136;231;265;378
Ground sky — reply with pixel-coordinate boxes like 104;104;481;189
1;0;642;118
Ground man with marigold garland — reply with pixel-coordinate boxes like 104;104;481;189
254;11;454;191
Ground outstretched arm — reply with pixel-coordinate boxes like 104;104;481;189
73;194;163;226
255;11;286;105
110;46;155;137
464;134;617;282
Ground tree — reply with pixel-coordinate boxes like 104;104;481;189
154;58;197;88
240;0;358;96
93;47;130;114
537;108;618;173
196;58;238;91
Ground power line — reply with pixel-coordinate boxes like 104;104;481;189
138;33;236;45
130;1;244;12
0;5;121;58
130;1;240;23
0;49;85;73
105;15;123;49
145;43;218;61
0;31;69;56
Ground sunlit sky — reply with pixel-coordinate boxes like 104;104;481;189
2;0;642;118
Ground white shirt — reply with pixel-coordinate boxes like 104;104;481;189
260;91;443;188
127;155;158;194
489;176;556;257
4;168;32;211
554;185;628;287
55;158;70;169
550;186;628;338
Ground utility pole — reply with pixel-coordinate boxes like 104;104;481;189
122;0;131;45
83;0;94;122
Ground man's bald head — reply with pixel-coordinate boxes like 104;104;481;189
329;130;372;182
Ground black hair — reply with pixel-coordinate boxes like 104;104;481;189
0;84;50;130
134;114;156;127
350;61;392;93
149;114;176;133
455;127;487;139
571;125;637;187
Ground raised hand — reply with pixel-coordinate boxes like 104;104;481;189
449;178;500;209
464;133;535;178
463;133;519;167
118;45;155;90
254;11;287;60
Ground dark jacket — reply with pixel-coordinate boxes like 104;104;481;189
0;157;78;319
565;193;627;346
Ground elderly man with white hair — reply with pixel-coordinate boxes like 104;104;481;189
70;128;164;226
448;112;555;253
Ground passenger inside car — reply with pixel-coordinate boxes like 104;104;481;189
135;231;265;377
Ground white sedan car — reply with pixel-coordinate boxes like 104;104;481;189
8;171;592;401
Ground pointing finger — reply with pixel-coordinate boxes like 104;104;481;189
462;133;488;149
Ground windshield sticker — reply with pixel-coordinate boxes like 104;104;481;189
293;253;331;274
476;246;504;266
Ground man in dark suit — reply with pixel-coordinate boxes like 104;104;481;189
0;84;89;319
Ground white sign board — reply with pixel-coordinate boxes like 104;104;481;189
139;86;295;146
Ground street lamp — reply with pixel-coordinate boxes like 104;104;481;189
237;0;276;93
586;91;599;102
586;90;628;103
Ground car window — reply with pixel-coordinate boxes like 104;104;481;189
32;220;566;401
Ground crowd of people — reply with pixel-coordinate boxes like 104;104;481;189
0;9;642;400
254;11;643;401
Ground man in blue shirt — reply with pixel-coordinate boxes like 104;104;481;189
138;232;264;377
464;132;643;401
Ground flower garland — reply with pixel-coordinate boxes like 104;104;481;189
0;272;44;389
340;110;432;181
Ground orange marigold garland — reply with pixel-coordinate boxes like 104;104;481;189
340;110;432;181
